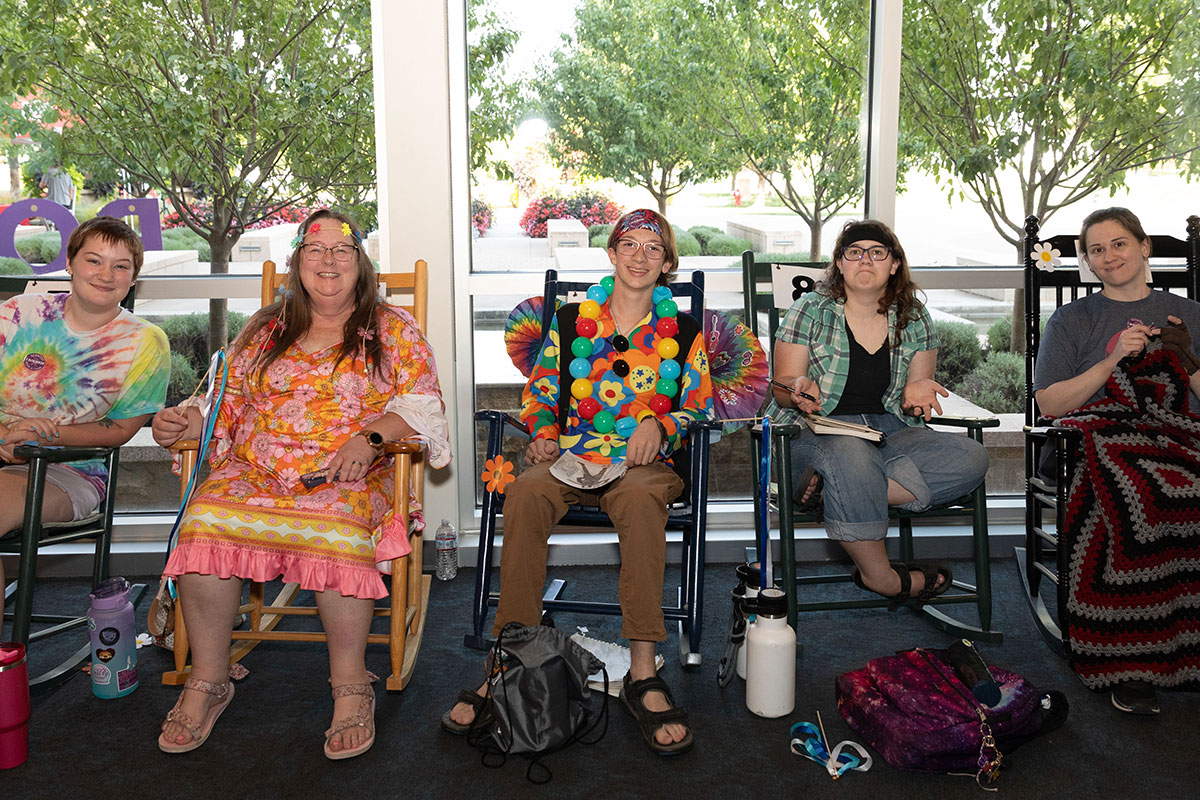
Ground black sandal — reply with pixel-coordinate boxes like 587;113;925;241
793;466;824;519
440;689;490;735
619;673;694;756
852;561;953;610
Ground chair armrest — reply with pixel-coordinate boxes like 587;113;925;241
384;440;423;456
168;439;200;453
685;417;725;433
927;415;1000;430
12;444;114;462
475;409;531;439
1024;424;1082;443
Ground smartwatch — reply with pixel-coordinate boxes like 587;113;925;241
357;430;385;450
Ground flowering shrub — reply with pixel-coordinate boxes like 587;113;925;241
161;202;317;231
519;193;572;238
519;190;622;238
471;198;494;236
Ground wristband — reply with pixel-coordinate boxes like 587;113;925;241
651;416;669;446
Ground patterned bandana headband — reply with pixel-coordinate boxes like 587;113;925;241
613;209;664;239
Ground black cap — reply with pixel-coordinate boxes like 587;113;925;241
755;587;787;617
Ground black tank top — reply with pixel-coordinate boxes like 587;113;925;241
830;321;889;415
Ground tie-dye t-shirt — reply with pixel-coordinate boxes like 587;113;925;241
0;292;170;492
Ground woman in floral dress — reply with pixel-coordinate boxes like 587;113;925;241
151;209;449;759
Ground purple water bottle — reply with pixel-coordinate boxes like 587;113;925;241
87;577;138;699
0;642;30;769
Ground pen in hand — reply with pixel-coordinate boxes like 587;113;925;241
770;379;817;404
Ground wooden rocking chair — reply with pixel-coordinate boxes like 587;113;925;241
161;259;432;692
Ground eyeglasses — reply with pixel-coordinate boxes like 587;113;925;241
842;246;892;262
299;243;359;263
615;239;666;260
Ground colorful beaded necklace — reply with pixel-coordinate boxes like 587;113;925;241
567;278;681;435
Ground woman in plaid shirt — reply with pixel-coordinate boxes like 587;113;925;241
765;220;988;607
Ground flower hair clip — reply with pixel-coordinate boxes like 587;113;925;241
357;326;375;341
309;222;322;234
290;234;303;249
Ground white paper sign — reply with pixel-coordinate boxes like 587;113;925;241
771;263;826;309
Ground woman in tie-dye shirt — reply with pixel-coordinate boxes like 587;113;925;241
0;216;170;595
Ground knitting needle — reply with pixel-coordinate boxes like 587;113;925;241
770;378;817;404
816;710;839;779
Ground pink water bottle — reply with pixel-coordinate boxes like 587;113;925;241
0;641;30;769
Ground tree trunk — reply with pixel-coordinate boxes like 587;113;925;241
1011;242;1025;354
657;193;668;216
809;218;823;262
208;234;231;357
7;146;21;197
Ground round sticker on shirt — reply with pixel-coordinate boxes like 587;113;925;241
23;353;46;371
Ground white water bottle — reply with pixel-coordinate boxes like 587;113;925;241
434;519;457;581
745;588;796;718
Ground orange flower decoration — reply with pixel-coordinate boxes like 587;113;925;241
481;455;516;494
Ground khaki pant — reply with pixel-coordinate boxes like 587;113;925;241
493;460;684;642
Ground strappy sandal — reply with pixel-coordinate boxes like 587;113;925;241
324;674;377;760
852;561;953;611
793;466;824;520
619;673;694;756
440;688;491;735
158;677;234;753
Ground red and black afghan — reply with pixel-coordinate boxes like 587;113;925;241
1058;341;1200;691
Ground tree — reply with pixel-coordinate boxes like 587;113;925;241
901;0;1200;350
467;0;522;181
538;0;741;215
11;0;376;353
681;0;873;259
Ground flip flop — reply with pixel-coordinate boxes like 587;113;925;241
619;673;694;756
158;677;234;753
852;561;953;611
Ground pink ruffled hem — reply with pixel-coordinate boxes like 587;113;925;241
164;543;389;601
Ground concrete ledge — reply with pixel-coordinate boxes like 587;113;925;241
547;218;588;251
726;216;805;254
232;223;295;264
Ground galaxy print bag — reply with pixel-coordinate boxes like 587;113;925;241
836;648;1067;786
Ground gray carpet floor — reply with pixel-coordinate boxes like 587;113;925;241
3;558;1197;799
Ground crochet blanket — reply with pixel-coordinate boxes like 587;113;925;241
1058;341;1200;690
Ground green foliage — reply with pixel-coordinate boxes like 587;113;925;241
934;320;983;387
703;234;754;257
901;0;1200;246
161;228;211;261
152;312;250;377
986;317;1012;354
675;232;701;257
591;234;609;248
0;257;33;275
953;352;1024;414
688;225;723;247
15;232;64;264
468;0;524;180
588;223;614;240
676;0;882;258
166;352;200;409
15;0;377;353
538;0;741;214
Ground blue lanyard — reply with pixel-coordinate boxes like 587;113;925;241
163;349;228;599
758;416;772;590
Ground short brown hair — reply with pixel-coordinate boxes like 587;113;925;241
1080;207;1151;257
66;216;145;278
606;209;680;286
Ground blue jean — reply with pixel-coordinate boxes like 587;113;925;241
786;413;989;542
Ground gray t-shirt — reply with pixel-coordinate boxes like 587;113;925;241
45;168;74;207
1034;289;1200;410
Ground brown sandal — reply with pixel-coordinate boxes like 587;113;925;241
324;674;377;760
158;677;234;753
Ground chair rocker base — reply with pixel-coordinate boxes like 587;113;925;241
1013;546;1067;655
162;576;430;692
791;572;1002;643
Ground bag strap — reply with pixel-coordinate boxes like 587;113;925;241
913;648;1003;790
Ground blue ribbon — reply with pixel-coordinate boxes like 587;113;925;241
758;415;771;590
163;350;228;599
789;721;873;778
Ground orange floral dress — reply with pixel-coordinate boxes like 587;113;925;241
164;306;447;600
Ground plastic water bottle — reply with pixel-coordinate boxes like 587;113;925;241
745;588;796;718
735;562;761;680
434;519;458;581
87;577;138;699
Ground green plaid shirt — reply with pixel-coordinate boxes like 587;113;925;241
763;292;938;427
